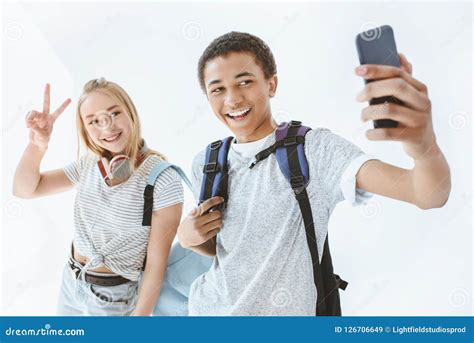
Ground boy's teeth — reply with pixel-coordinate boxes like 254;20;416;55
229;108;250;117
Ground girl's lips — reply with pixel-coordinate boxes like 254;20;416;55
103;132;122;143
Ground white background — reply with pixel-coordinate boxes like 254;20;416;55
1;1;472;315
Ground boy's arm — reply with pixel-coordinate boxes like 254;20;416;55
177;197;224;257
354;53;451;209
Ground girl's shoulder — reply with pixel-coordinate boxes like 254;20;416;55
136;154;180;183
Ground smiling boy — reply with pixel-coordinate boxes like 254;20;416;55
177;31;451;316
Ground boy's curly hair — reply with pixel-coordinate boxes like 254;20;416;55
197;31;277;92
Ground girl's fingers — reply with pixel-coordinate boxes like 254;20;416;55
43;84;51;114
29;122;46;136
25;110;40;122
51;98;72;121
32;112;48;128
25;111;42;128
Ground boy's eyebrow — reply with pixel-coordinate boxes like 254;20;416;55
207;72;256;88
235;72;255;78
86;105;118;118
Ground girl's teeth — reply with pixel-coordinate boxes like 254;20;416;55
105;133;120;142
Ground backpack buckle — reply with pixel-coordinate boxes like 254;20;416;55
283;136;298;146
210;140;222;150
290;176;305;194
289;120;302;127
203;162;219;173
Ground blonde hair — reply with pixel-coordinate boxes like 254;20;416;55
76;78;166;172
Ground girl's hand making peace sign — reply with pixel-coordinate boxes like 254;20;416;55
26;84;71;150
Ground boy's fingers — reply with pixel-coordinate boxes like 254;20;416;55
355;63;426;93
198;196;225;215
51;98;72;121
361;103;422;127
202;218;222;235
365;127;416;141
357;78;430;112
398;53;413;75
204;228;220;241
198;210;221;225
43;83;51;114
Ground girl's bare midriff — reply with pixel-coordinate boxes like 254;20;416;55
73;242;114;274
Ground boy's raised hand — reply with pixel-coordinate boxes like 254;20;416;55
25;84;71;150
355;53;439;159
177;196;224;248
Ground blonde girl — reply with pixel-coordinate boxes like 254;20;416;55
13;79;184;316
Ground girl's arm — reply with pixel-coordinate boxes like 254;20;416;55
132;202;183;316
13;84;73;198
13;145;73;198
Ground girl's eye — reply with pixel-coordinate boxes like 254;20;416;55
110;111;120;117
211;88;223;94
89;119;98;126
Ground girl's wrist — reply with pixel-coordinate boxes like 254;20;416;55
28;141;48;153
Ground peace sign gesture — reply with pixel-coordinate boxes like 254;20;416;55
25;84;71;150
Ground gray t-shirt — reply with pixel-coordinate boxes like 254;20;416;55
188;128;375;315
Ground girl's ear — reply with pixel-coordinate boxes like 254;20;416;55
268;74;278;98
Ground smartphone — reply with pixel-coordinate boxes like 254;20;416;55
356;25;402;128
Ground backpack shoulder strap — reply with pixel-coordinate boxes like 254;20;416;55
198;137;233;209
142;160;192;226
275;121;328;315
251;120;348;315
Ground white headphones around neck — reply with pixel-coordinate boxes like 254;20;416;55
97;140;148;181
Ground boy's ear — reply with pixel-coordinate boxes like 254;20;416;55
268;74;278;98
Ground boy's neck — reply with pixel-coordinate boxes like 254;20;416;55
235;117;278;143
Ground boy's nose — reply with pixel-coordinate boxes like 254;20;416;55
224;90;244;108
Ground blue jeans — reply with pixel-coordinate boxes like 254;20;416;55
56;243;212;316
56;258;139;316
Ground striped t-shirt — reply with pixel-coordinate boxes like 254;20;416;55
63;154;184;281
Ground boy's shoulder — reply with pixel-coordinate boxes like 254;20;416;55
190;126;336;161
191;149;207;169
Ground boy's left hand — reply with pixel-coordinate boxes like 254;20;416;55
355;53;438;160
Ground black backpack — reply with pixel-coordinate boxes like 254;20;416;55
198;120;348;316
